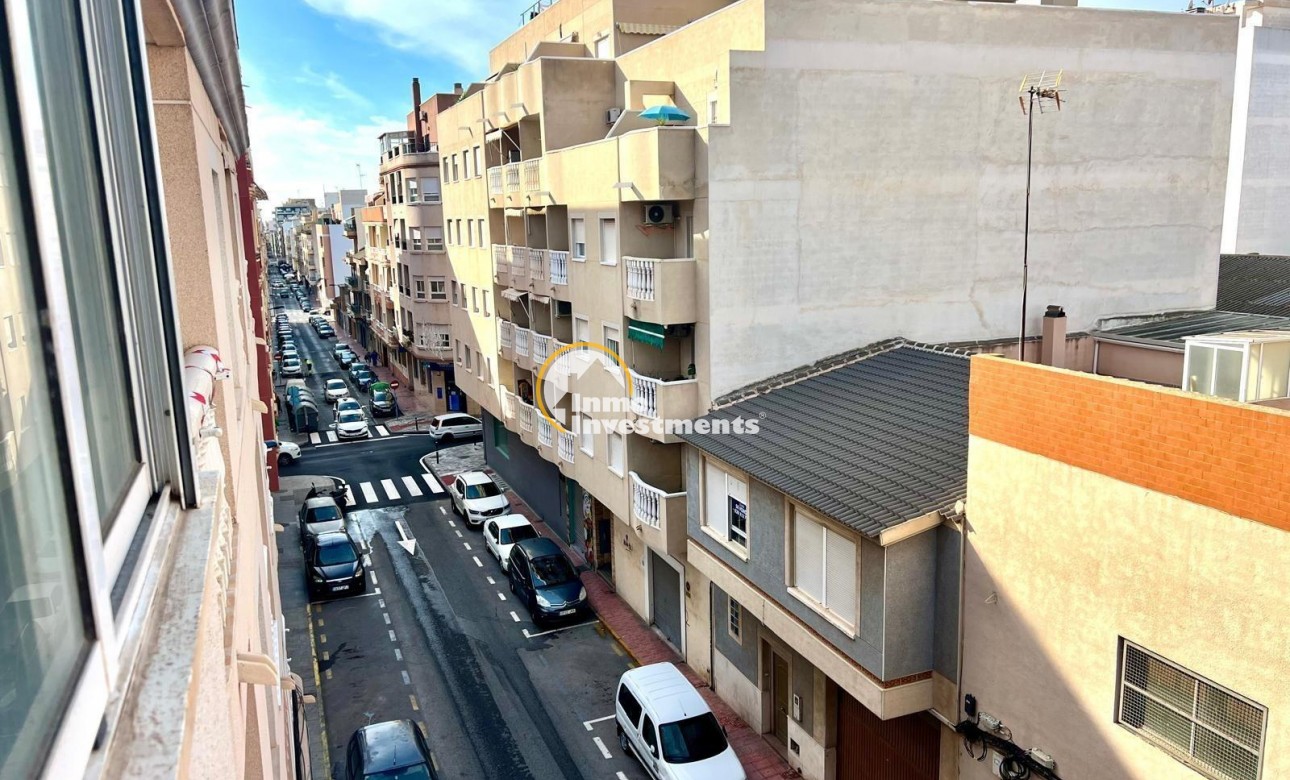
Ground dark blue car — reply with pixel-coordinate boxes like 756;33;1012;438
507;537;587;626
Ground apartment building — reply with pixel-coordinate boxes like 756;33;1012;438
0;0;298;777
313;213;348;311
961;356;1289;780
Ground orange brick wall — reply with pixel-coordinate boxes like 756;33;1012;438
969;355;1290;533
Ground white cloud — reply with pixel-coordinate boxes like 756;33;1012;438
302;0;517;73
295;65;370;107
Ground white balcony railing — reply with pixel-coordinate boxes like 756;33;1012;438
488;166;503;196
504;162;521;191
530;248;546;282
625;257;657;301
538;416;553;447
558;430;575;463
549;250;569;285
633;375;661;419
515;326;531;357
509;246;529;277
499;320;514;349
493;244;509;276
523;158;541;192
532;333;553;366
500;388;517;422
518;400;535;432
630;472;683;530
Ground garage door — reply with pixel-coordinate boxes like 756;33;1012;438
649;551;683;650
837;688;939;780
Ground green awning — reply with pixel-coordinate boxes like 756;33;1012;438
627;318;665;349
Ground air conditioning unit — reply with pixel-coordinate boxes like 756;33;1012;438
643;202;678;226
606;107;623;125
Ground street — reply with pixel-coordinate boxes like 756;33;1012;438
272;272;650;780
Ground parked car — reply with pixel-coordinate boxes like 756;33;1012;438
281;348;300;363
449;471;510;527
306;531;365;599
306;476;350;502
298;496;345;549
336;350;356;369
334;409;370;440
348;363;370;383
324;379;349;402
281;357;303;377
483;515;538;572
507;537;587;625
317;325;335;339
332;343;351;359
428;413;482;442
354;368;375;392
369;388;396;417
267;439;302;466
615;663;744;780
343;720;438;780
336;398;362;416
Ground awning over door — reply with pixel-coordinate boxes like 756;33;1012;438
627;318;665;348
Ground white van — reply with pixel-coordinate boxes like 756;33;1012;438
615;663;745;780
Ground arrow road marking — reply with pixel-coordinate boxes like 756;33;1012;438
395;519;417;555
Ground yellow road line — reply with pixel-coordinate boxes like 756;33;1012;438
306;603;332;778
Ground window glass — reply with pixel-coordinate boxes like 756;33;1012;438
1186;344;1216;395
618;685;643;726
1212;347;1243;401
608;430;624;475
0;55;93;774
642;715;657;753
599;219;618;265
31;0;140;522
464;482;502;499
531;555;576;586
315;542;357;566
571;218;586;259
659;713;728;764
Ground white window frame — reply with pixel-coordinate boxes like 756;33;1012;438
407;177;419;203
728;599;743;644
607;429;625;476
472;146;481;177
788;506;857;635
571;217;586;260
599;217;618;266
429;277;447;301
602;323;621;359
701;458;749;557
422;176;440;203
577;411;594;456
414;277;426;300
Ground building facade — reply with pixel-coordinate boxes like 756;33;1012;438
0;0;298;777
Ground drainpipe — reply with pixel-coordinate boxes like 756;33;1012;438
238;156;279;491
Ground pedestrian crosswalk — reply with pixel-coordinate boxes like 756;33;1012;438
343;472;446;509
307;424;394;446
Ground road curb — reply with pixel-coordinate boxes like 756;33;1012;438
578;581;644;668
305;602;332;779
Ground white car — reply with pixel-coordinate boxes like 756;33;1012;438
334;409;370;440
428;413;482;442
483;515;539;572
336;398;362;415
281;357;303;377
449;471;510;528
273;440;302;466
616;663;746;780
324;379;349;402
281;348;300;363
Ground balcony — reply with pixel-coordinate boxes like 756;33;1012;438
518;399;538;448
379;131;438;174
529;248;547;283
499;320;515;361
557;430;575;465
537;417;557;462
523;158;543;193
493;244;510;287
532;333;554;369
623;257;697;327
630;471;687;557
504;162;521;195
509;246;530;283
488;166;503;198
500;387;518;431
631;375;701;443
549;250;569;287
514;326;532;370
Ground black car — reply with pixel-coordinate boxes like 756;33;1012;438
337;351;356;369
344;720;437;780
299;496;345;550
370;389;396;417
507;537;587;626
317;326;336;339
307;531;365;599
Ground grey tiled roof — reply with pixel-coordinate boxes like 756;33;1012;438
1094;310;1290;347
1218;254;1290;316
681;343;968;539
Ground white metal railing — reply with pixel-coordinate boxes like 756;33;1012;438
530;248;546;281
504;162;521;191
538;416;553;447
558;430;575;463
499;320;514;349
523;158;541;192
518;400;535;431
493;244;509;277
488;166;503;196
625;257;656;301
515;326;531;357
549;250;569;285
532;333;553;366
509;246;529;277
630;472;683;530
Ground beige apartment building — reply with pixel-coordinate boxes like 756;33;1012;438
0;0;299;778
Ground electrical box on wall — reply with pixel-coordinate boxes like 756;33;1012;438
791;694;801;722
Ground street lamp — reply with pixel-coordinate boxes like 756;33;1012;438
1016;70;1064;360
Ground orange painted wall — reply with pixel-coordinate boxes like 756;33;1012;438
969;355;1290;533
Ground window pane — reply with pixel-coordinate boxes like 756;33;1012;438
823;529;856;622
0;65;93;775
30;0;140;522
793;511;824;602
704;462;727;537
1186;345;1216;395
1212;348;1243;400
1194;725;1259;780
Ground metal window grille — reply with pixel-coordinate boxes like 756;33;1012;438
1118;641;1265;780
728;600;742;642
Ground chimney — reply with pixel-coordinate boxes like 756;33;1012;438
411;78;423;149
453;82;463;96
1040;305;1067;368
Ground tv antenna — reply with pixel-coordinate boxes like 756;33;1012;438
1016;70;1064;361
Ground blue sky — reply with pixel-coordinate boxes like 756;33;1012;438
237;0;1194;213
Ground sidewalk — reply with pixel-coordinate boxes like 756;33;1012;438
426;461;800;780
330;332;432;431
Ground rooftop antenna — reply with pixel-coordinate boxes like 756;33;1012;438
356;163;364;190
1016;69;1064;362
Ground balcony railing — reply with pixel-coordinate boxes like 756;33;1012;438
500;388;517;422
509;246;529;278
493;244;509;277
537;416;553;447
625;257;658;301
631;374;701;433
523;159;541;192
530;248;546;282
488;166;503;197
630;472;684;530
518;400;535;432
499;320;514;349
504;162;521;193
549;250;569;285
532;333;553;366
558;430;575;463
622;256;697;326
514;326;531;357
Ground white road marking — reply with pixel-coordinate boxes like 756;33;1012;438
510;611;521;623
344;486;356;506
486;576;495;585
381;479;400;500
455;530;463;538
401;476;423;496
325;431;337;442
592;737;612;760
402;670;411;685
497;592;506;601
409;695;420;712
421;473;445;494
319;634;327;644
370;572;379;586
617;773;629;780
463;542;472;551
383;613;391;625
583;715;616;731
376;425;391;437
360;482;378;503
309;433;321;445
394;648;402;661
363;554;371;567
447;518;455;526
523;620;600;639
440;508;448;516
378;599;386;609
472;556;483;568
389;630;397;642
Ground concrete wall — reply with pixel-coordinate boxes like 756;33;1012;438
484;412;563;525
704;0;1236;398
1222;1;1290;254
1093;341;1184;386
